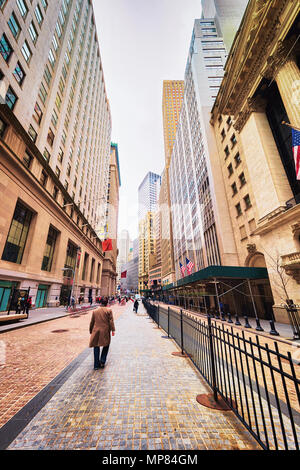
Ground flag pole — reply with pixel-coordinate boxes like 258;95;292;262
282;121;300;132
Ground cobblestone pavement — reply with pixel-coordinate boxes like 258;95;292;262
7;302;259;450
0;303;126;428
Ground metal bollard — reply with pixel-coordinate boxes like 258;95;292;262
255;318;264;332
227;313;233;324
244;316;252;328
269;319;280;336
235;314;241;326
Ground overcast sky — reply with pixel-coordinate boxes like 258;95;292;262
93;0;202;240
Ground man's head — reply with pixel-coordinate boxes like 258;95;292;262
101;298;108;306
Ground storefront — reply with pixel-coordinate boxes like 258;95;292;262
35;284;49;308
0;280;18;312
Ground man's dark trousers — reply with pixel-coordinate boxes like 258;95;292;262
94;345;109;368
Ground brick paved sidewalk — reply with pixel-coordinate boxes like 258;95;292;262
7;302;259;450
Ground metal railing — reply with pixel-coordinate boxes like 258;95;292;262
143;300;300;450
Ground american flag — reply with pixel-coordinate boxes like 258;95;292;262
179;262;186;277
292;128;300;180
186;257;194;275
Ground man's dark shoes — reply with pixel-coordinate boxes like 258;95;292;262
100;363;105;368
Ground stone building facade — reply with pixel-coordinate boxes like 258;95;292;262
0;0;113;309
211;0;300;320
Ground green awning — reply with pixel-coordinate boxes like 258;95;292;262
164;265;269;290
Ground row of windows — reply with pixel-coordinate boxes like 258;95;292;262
1;200;101;285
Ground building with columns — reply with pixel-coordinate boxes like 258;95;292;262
101;143;120;297
211;0;300;321
0;0;112;309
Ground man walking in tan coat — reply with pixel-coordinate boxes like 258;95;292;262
89;298;115;369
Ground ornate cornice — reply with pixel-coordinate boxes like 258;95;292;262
264;36;300;80
233;96;267;132
212;0;293;126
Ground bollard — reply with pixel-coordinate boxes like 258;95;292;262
244;316;252;328
255;318;264;332
221;312;226;321
227;313;233;324
269;319;280;336
235;314;241;326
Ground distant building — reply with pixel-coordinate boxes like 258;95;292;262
101;143;121;296
138;172;161;292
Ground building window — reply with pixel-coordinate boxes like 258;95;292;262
41;225;58;272
0;34;13;62
2;200;33;264
239;172;246;187
21;40;32;63
43;148;50;162
235;202;242;217
41;0;48;10
47;127;55;147
34;4;43;25
17;0;28;18
224;145;230;158
5;86;18;110
51;109;58;128
226;116;232;130
221;129;226;140
66;163;71;176
48;48;55;68
0;0;8;10
55;166;60;178
82;252;89;280
40;169;48;187
39;82;48;104
231;182;238;196
8;12;21;40
227;163;233;177
28;21;38;44
33;101;43;124
53;186;59;200
23;150;33;168
44;64;52;86
13;61;26;85
0;118;8;137
58;147;64;163
28;124;37;142
244;194;252;210
234;152;241;167
230;134;237;148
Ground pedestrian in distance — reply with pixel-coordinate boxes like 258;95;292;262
133;299;139;313
89;297;115;370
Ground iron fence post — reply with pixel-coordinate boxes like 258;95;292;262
180;309;184;355
168;306;170;338
208;314;218;402
285;300;300;340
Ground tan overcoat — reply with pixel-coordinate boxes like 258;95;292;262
89;307;115;347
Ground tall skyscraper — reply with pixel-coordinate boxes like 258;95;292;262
0;0;114;308
162;81;184;167
138;171;161;292
201;0;248;52
101;143;121;296
169;14;245;280
160;81;185;286
138;172;161;221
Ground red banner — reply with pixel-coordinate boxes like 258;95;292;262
102;239;113;252
121;271;127;278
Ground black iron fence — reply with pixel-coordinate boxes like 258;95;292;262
143;300;300;450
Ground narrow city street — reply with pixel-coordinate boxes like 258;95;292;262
0;302;259;450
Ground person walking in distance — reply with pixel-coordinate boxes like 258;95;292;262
89;297;115;370
134;299;139;313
